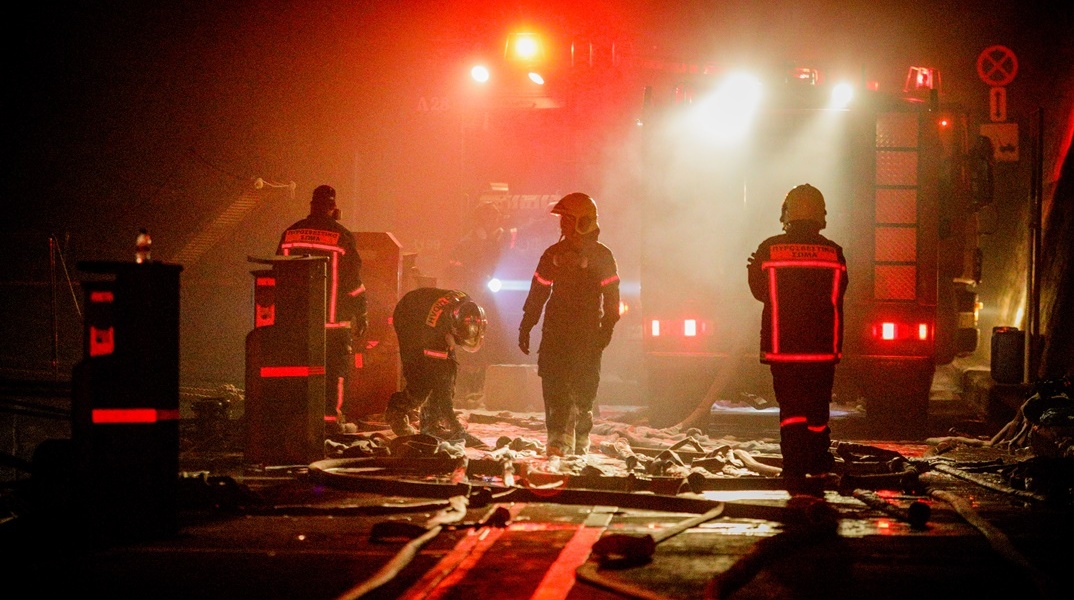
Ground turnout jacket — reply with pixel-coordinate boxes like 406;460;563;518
748;225;847;364
520;237;620;343
277;215;367;326
393;288;472;363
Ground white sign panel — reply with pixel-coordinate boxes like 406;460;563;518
980;123;1019;162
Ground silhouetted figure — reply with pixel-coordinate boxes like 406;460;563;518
519;193;620;457
385;287;487;447
747;184;847;492
277;184;367;431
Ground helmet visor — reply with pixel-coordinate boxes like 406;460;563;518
452;304;487;352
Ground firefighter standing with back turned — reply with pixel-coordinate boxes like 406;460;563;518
519;193;620;457
748;184;847;493
385;287;488;447
277;184;368;433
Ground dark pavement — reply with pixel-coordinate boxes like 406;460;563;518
3;370;1072;600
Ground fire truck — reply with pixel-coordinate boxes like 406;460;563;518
453;30;993;435
634;65;994;434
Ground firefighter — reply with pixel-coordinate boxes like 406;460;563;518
445;201;516;393
747;183;848;491
518;193;620;457
385;287;488;447
277;184;368;432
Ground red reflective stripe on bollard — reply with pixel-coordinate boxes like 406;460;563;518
260;365;326;377
93;408;180;424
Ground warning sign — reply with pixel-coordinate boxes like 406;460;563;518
977;46;1018;87
980;123;1019;162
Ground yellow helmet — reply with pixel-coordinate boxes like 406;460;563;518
781;184;826;228
550;192;599;235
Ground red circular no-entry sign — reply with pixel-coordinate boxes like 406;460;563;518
977;45;1018;86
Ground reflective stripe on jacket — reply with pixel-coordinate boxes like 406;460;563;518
749;231;847;364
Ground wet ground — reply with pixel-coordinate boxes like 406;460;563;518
2;367;1072;599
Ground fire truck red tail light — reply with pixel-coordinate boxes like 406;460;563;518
881;322;896;340
874;321;931;342
648;318;713;338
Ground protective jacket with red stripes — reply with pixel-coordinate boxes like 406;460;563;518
520;238;620;349
393;288;472;364
747;226;848;364
276;214;367;326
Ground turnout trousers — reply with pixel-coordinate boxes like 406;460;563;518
770;362;836;477
539;342;602;455
387;354;463;438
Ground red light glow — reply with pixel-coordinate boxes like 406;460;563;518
684;319;697;337
881;322;896;340
506;32;543;63
92;408;180;424
873;320;931;342
514;35;539;59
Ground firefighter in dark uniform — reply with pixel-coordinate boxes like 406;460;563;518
748;184;847;489
385;288;487;445
277;184;368;431
445;201;516;392
518;193;620;457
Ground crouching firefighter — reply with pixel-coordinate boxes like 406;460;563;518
384;288;487;446
747;184;848;486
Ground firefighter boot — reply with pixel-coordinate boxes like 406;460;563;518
574;407;594;455
806;428;835;476
779;425;811;479
545;429;573;457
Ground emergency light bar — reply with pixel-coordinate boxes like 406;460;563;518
505;32;545;64
905;66;939;91
787;66;819;85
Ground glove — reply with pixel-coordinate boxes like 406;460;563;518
352;315;368;345
518;327;532;355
